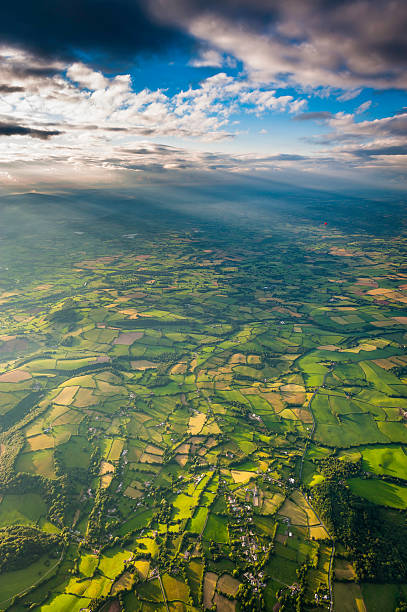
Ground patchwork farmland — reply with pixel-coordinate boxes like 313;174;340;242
0;198;407;611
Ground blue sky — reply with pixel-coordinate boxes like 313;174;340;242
0;0;405;192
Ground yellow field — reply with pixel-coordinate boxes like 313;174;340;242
134;560;150;579
73;388;97;407
53;385;79;405
140;452;163;464
231;470;256;484
189;412;206;435
100;474;114;488
27;434;54;451
99;461;115;475
61;374;97;388
309;525;328;539
175;443;190;454
170;362;187;374
108;439;124;461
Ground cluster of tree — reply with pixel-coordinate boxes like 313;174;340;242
390;365;407;378
0;390;43;432
312;457;407;581
0;471;72;526
157;531;171;570
49;300;80;324
54;448;88;485
88;446;101;478
277;559;315;612
0;525;62;573
156;498;172;524
0;432;23;481
237;582;265;611
87;488;108;542
88;596;112;611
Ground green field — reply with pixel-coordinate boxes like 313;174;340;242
349;478;407;509
0;494;47;526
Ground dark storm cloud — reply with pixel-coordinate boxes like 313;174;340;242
0;0;191;65
294;112;333;121
355;144;407;157
0;121;62;139
267;154;307;161
150;0;407;88
0;84;24;93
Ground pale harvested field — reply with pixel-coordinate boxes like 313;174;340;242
261;392;285;412
230;353;246;364
114;332;144;345
292;408;313;423
318;345;339;351
214;593;236;612
373;358;397;370
140;452;163;464
175;443;190;454
131;360;158;370
334;559;356;581
370;320;397;327
203;572;218;609
279;499;307;526
145;444;164;456
95;355;110;363
0;369;31;383
175;454;188;467
118;309;140;319
124;486;142;499
329;247;356;256
217;574;240;597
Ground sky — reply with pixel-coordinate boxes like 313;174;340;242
0;0;406;194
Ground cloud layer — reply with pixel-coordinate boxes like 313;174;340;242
150;0;407;90
0;1;405;191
